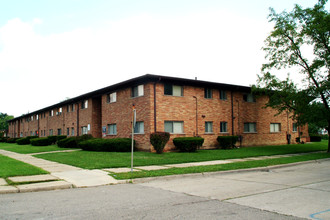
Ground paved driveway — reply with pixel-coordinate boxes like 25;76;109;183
139;159;330;220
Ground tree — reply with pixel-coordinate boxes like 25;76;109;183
0;113;14;136
253;0;330;152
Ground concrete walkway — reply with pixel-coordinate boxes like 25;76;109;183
0;149;118;193
0;149;325;194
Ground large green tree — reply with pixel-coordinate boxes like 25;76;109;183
253;0;330;152
0;113;14;136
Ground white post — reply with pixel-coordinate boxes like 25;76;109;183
131;106;136;173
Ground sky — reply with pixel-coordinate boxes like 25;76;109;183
0;0;322;117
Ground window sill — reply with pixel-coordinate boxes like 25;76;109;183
106;134;117;136
204;132;214;135
243;132;258;134
219;132;229;134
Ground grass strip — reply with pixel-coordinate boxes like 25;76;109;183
34;141;328;169
110;152;330;180
0;154;48;178
0;143;75;154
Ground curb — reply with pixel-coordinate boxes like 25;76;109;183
0;181;73;194
130;158;330;184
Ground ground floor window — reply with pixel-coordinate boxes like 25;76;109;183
134;122;144;134
165;121;184;134
270;123;281;133
108;124;117;135
49;129;53;136
71;127;75;136
220;122;228;133
205;122;213;133
67;128;70;136
58;129;62;135
82;126;88;135
244;123;257;133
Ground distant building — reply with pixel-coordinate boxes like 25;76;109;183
7;74;309;151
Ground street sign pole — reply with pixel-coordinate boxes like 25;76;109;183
131;105;136;173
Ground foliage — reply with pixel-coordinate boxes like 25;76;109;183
56;135;67;142
0;113;14;132
173;137;204;152
30;137;52;146
57;137;79;148
0;137;9;142
150;132;170;154
47;136;58;145
16;136;38;145
217;136;239;149
310;134;322;142
6;138;19;143
253;0;330;152
78;138;134;152
76;134;94;143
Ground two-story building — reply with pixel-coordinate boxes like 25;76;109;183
7;74;309;151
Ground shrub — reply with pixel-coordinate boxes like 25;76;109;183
56;135;67;142
57;137;78;148
173;137;204;152
217;136;239;149
30;137;51;146
76;134;94;143
47;136;58;145
150;132;170;154
6;138;19;143
78;138;134;152
16;136;38;145
310;134;322;142
321;135;329;140
0;137;9;142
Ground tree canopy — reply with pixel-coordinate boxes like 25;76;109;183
0;113;14;136
253;0;330;151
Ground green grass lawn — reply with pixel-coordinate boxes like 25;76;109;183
0;154;48;178
0;142;76;154
112;152;330;180
34;141;328;169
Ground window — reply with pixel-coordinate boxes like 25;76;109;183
67;104;75;112
67;128;70;136
134;122;144;134
205;122;213;133
107;92;117;103
164;121;184;133
164;84;183;96
49;110;54;117
81;100;88;109
204;88;212;99
49;129;53;136
71;127;75;136
244;123;257;133
132;85;144;97
82;126;88;135
36;115;39;120
220;90;227;100
108;124;117;135
220;122;228;133
243;93;256;102
270;123;281;133
31;116;33;121
57;129;62;135
292;123;298;132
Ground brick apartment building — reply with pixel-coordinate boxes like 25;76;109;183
7;74;309;151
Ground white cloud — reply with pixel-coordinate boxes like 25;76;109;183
0;10;273;117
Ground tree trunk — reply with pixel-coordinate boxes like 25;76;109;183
327;120;330;153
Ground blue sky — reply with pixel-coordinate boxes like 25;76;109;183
0;0;324;117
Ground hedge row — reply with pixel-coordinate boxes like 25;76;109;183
173;137;204;152
16;136;38;145
57;135;93;148
217;136;239;149
30;135;68;146
78;138;134;152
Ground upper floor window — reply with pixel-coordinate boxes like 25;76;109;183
220;90;227;100
270;123;281;133
164;84;183;96
132;85;144;98
243;93;256;102
204;88;212;99
49;110;54;117
107;92;117;103
81;100;88;109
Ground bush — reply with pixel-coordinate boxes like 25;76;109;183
76;134;94;143
310;134;322;142
0;137;9;142
16;136;38;145
57;137;78;148
173;137;204;152
150;132;170;154
78;138;134;152
30;137;51;146
47;136;58;145
56;135;67;142
321;135;329;140
6;138;19;143
217;136;239;149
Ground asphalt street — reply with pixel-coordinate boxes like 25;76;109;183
0;159;329;220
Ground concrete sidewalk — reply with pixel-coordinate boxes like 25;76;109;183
0;149;118;193
0;149;326;194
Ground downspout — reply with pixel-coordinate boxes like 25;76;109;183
231;91;234;135
77;103;80;136
154;77;161;132
193;96;198;136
